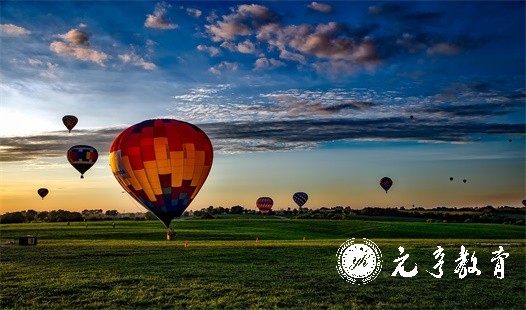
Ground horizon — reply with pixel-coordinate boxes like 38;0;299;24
1;1;525;214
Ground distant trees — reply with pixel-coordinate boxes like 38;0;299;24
1;205;524;225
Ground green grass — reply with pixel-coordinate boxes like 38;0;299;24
1;219;525;309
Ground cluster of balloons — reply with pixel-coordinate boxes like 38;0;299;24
37;115;99;200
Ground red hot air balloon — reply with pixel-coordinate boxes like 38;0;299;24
380;177;393;193
293;192;308;208
37;188;49;200
67;145;98;178
62;115;78;133
256;197;273;215
109;119;213;236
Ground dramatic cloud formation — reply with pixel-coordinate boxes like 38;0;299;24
0;23;31;36
308;2;333;14
1;118;523;161
145;2;177;29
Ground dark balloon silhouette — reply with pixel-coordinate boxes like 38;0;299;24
256;197;273;215
380;177;393;193
522;199;525;207
67;145;98;179
463;179;467;183
449;177;454;181
109;119;213;230
37;188;49;200
508;139;512;142
293;192;308;208
62;115;78;133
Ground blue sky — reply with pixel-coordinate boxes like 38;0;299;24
0;1;524;212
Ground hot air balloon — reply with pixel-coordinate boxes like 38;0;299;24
449;177;454;181
62;115;78;133
37;188;49;200
522;199;526;207
256;197;273;215
463;179;467;183
293;192;308;208
109;119;213;238
67;145;98;179
380;177;393;193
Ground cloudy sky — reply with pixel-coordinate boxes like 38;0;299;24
1;1;524;213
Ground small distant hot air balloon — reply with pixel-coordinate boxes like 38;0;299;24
37;188;49;200
109;119;213;238
62;115;78;133
521;199;525;207
463;179;467;183
410;115;414;120
256;197;273;215
380;177;393;193
67;145;98;178
449;177;454;181
293;192;308;208
508;139;512;143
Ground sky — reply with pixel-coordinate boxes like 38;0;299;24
0;1;525;214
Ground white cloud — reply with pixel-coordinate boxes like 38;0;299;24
0;24;31;36
208;61;239;75
186;8;202;18
427;43;461;56
50;41;108;65
237;39;256;54
58;28;90;45
255;57;285;69
118;53;156;70
145;2;177;30
308;2;333;13
197;44;220;57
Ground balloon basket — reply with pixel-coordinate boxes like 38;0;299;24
166;230;177;241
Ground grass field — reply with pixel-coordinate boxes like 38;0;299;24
1;219;525;309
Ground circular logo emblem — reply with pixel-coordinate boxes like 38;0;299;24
336;238;382;285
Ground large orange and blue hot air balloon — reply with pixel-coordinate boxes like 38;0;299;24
62;115;78;133
293;192;308;208
256;197;273;215
379;177;393;193
109;119;213;230
67;145;98;178
37;188;49;200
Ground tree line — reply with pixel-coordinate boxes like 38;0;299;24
1;205;524;225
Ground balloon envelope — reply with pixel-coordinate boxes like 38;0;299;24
109;119;213;228
293;192;308;208
62;115;78;133
522;199;526;207
67;145;98;178
256;197;273;215
37;188;48;199
463;179;467;183
380;177;393;193
449;177;454;181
